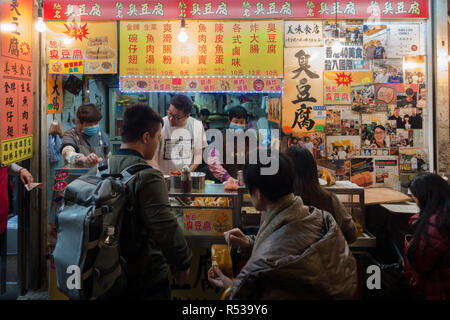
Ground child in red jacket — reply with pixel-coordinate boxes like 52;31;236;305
403;173;450;300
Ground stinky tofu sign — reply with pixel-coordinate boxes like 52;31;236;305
282;47;324;136
0;0;34;165
43;1;429;21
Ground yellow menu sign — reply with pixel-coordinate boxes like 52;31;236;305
120;20;283;78
1;135;32;166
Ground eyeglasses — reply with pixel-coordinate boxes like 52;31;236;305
167;111;187;120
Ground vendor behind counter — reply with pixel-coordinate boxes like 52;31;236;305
61;103;111;168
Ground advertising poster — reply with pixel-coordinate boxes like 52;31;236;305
323;71;373;105
351;157;374;187
283;47;323;136
363;24;388;59
404;56;426;84
396;84;419;108
399;148;429;173
373;59;403;83
46;21;117;74
340;110;361;136
351;157;399;189
284;21;323;47
386;23;426;58
290;132;326;160
351;84;375;112
374;83;397;106
361;113;389;149
0;0;34;165
417;84;427;108
325;107;362;136
324;38;366;71
325;106;344;136
326;136;361;160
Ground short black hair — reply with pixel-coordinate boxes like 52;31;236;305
374;125;386;132
77;104;102;124
228;106;248;122
243;151;294;203
406;88;414;95
170;94;192;114
200;108;210;116
122;103;163;142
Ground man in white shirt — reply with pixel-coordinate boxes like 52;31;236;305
150;94;207;175
338;146;347;160
374;66;390;83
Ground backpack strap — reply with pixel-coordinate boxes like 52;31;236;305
96;159;110;177
120;163;153;184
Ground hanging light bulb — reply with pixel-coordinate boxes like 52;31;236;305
332;39;342;53
0;23;18;33
62;37;74;46
178;18;188;43
35;17;47;33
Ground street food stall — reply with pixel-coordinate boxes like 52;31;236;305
40;0;434;300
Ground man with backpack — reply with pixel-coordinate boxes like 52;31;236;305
107;103;192;299
54;103;192;300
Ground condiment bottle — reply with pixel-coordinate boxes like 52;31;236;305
181;166;191;193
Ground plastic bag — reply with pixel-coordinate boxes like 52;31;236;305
209;244;233;278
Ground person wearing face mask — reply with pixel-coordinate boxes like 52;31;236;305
61;103;111;168
207;106;255;183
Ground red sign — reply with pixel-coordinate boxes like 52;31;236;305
0;0;33;151
44;0;429;21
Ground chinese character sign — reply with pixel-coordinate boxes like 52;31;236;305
120;20;283;78
283;47;324;135
0;0;33;165
284;21;323;47
46;21;117;74
47;75;63;114
43;1;429;20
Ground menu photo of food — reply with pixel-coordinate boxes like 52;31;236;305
351;84;375;112
85;36;117;74
351;157;374;187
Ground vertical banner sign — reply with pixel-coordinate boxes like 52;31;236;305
0;0;34;165
282;47;323;136
47;74;63;114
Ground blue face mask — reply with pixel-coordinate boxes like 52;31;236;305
83;125;99;136
229;123;246;131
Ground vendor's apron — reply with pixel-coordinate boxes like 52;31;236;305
0;167;9;235
74;130;108;161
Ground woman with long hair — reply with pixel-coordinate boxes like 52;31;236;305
285;146;358;244
404;173;450;300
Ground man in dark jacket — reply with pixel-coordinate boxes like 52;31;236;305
97;103;192;299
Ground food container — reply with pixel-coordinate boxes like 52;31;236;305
170;175;182;192
191;172;206;192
